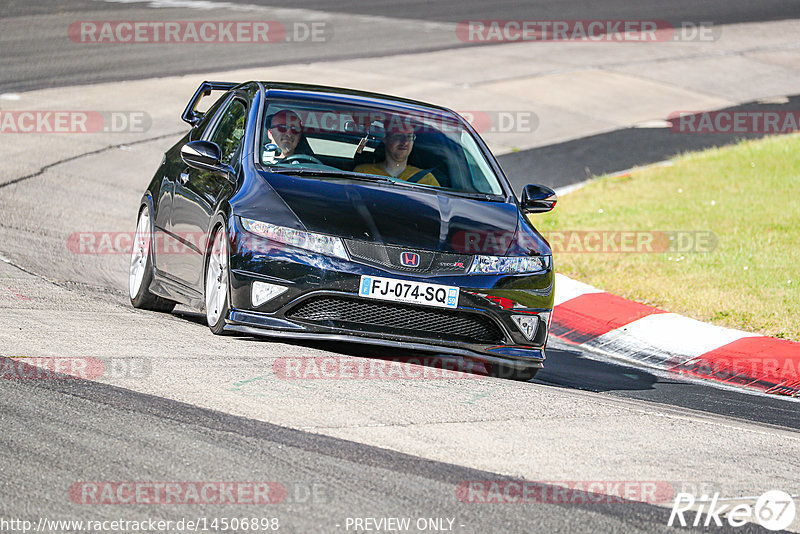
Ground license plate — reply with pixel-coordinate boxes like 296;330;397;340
358;275;459;309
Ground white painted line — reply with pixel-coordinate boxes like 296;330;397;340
554;180;592;197
757;96;789;105
633;119;672;128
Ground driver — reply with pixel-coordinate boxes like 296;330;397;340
266;110;306;159
354;122;440;186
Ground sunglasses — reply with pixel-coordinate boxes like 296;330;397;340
387;133;416;143
271;124;302;134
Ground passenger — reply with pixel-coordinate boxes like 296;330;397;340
265;110;305;159
354;123;440;186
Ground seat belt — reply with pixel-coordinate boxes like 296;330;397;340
407;167;435;183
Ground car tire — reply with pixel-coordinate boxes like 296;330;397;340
204;223;232;335
490;364;539;381
129;206;176;313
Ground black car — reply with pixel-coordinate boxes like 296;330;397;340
130;81;556;380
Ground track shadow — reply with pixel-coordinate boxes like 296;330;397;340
538;344;800;429
171;308;209;326
209;319;668;388
170;307;463;366
170;307;662;387
499;94;800;192
533;346;660;392
235;335;494;375
167;309;799;427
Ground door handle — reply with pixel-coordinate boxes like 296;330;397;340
179;172;189;184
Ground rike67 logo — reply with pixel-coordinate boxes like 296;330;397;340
669;490;796;531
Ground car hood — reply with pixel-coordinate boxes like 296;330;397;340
261;172;529;255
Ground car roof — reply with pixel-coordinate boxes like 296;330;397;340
245;81;458;118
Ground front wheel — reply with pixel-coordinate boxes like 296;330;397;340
204;224;231;335
129;206;176;313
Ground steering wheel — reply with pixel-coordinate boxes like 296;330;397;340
279;154;323;165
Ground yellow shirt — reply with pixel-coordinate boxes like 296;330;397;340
354;163;440;187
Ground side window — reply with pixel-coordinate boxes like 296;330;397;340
192;93;230;137
207;98;247;166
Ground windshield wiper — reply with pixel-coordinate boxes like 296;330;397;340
267;167;396;183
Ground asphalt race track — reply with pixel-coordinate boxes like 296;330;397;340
4;0;800;92
1;2;799;533
0;371;703;534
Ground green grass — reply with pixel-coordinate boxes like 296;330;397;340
535;134;800;341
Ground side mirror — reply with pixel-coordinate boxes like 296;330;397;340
520;184;557;214
181;140;225;172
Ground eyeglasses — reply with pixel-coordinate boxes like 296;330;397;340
387;133;416;143
271;124;302;134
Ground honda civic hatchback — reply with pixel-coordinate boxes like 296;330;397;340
129;81;556;380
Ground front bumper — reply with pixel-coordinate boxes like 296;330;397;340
226;219;554;368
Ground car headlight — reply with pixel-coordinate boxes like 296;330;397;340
468;254;550;274
240;217;348;260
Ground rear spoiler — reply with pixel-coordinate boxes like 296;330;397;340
181;81;238;126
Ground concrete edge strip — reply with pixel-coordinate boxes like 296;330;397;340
551;273;800;397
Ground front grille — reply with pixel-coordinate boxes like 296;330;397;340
344;240;471;274
285;296;505;344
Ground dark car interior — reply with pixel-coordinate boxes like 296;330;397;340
258;103;503;195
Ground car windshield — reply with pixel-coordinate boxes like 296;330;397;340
259;99;505;196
